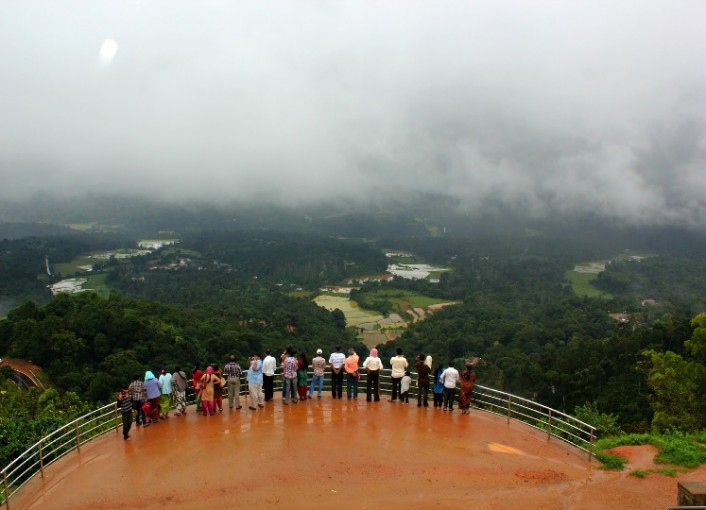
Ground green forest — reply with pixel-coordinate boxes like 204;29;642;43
2;209;706;469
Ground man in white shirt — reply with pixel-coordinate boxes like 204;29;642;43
440;361;460;411
328;346;346;399
262;350;277;402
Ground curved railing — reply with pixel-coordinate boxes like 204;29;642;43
0;369;596;508
1;403;119;508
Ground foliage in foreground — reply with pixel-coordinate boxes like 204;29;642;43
0;381;89;469
594;432;706;470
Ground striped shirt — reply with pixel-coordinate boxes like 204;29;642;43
329;352;346;369
117;392;132;413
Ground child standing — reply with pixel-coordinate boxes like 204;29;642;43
117;385;133;440
400;371;412;403
433;365;445;408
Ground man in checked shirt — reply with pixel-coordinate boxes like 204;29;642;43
128;373;146;426
223;355;244;410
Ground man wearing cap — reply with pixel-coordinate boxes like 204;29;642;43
309;348;326;398
328;346;346;399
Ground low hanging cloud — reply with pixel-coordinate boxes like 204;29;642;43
1;1;706;226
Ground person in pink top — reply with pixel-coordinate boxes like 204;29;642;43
200;366;222;416
344;348;360;400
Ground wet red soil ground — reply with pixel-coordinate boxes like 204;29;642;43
11;397;697;510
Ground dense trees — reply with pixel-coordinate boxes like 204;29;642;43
0;291;356;403
644;313;706;432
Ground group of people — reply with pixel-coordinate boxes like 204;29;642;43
116;346;477;440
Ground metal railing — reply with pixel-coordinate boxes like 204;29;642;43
238;369;596;459
470;384;596;459
0;403;119;509
1;369;596;509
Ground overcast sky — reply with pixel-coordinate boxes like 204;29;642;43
2;1;706;225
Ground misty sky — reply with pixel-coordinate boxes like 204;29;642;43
2;2;706;225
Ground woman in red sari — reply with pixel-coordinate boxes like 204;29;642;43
458;363;477;415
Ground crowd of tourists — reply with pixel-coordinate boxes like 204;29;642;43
116;346;477;440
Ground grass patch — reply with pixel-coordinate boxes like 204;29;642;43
651;468;677;477
594;432;706;471
595;451;626;470
564;270;613;299
630;468;677;478
654;435;706;467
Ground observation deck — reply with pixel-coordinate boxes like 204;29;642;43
2;375;692;509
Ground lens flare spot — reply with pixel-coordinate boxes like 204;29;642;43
99;39;118;61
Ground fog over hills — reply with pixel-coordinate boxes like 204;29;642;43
2;2;706;226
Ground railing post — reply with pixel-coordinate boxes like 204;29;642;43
506;395;512;424
38;444;44;479
74;422;81;453
547;409;552;440
115;405;120;434
588;428;595;462
2;469;10;510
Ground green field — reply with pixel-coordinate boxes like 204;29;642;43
357;288;452;313
85;273;110;299
53;256;97;276
565;271;613;299
313;295;384;327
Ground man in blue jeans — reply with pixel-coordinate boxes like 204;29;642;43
309;348;326;398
